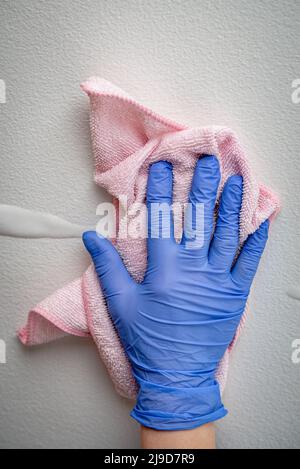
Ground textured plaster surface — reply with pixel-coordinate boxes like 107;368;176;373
0;0;299;448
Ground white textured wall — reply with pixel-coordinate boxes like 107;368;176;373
0;0;299;449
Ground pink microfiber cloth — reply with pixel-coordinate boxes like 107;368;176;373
19;77;280;399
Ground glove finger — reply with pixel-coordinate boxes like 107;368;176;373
181;155;220;254
146;161;174;243
209;175;243;270
231;220;269;290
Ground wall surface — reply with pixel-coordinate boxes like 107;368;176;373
0;0;299;449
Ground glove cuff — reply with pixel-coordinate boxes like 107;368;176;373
130;378;227;431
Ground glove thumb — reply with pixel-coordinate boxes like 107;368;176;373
82;231;135;304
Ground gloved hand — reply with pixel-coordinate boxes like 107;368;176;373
83;156;269;430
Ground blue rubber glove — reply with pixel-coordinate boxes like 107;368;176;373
83;156;269;430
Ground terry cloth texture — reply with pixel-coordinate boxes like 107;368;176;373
19;77;280;399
